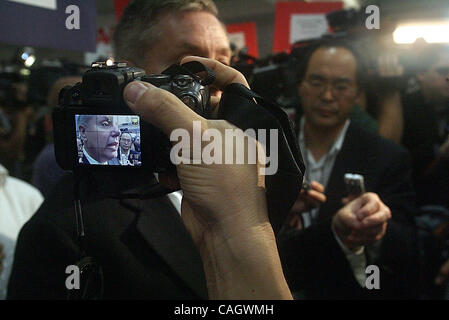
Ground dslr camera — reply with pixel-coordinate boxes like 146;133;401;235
53;61;214;172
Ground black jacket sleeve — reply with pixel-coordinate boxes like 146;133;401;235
7;215;81;300
369;145;420;299
278;219;366;299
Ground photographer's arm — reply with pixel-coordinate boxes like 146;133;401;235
124;56;292;300
377;90;403;144
375;54;404;144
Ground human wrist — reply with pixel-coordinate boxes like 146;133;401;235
331;222;364;254
199;219;291;300
332;216;360;252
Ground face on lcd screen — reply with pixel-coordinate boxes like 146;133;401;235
75;114;142;166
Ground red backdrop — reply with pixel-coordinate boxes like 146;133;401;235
114;0;130;21
226;22;259;58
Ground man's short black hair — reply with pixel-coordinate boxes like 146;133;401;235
296;37;366;91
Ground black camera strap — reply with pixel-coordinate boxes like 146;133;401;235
72;170;86;256
217;83;305;234
69;170;104;300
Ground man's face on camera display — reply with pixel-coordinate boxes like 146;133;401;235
120;132;132;152
299;47;359;130
79;115;120;163
143;10;231;97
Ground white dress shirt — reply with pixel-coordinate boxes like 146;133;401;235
298;117;350;227
119;149;131;166
153;173;183;215
0;164;43;299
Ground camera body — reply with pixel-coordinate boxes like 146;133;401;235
53;61;212;172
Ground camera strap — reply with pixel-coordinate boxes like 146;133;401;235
69;170;104;300
217;83;305;234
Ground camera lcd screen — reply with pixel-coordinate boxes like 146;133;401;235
75;114;142;166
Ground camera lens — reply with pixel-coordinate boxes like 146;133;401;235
180;95;197;110
174;75;193;88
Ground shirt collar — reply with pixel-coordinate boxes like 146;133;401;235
299;117;350;158
0;163;8;188
83;147;108;165
121;148;131;158
331;120;350;155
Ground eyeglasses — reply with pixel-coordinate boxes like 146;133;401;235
304;79;356;97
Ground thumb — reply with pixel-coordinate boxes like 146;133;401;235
343;195;367;220
124;81;206;136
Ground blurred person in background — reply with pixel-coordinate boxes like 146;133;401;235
117;131;141;166
0;162;42;299
133;134;141;152
279;38;419;299
401;44;449;207
8;0;235;299
399;44;449;300
31;76;80;197
0;73;34;180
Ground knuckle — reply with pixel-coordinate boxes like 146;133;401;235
367;192;380;201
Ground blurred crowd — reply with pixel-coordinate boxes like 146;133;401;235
1;0;449;300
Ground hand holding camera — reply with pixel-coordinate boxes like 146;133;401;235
124;56;291;299
124;56;268;240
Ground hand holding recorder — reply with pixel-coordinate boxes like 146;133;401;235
333;174;391;251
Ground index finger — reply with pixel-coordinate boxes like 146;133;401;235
309;181;324;193
361;206;391;227
181;56;249;90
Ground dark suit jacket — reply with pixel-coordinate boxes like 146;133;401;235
7;171;207;299
80;153;121;166
278;122;419;299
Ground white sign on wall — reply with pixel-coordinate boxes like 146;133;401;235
7;0;57;10
228;32;246;52
289;14;329;44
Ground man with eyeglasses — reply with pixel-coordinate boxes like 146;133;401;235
278;38;419;299
8;0;232;300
